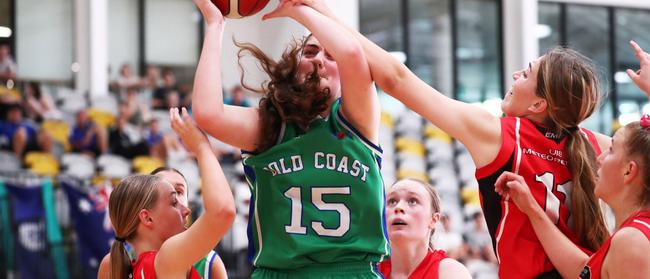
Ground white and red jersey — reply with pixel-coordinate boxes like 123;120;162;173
132;251;201;279
476;117;601;279
580;210;650;279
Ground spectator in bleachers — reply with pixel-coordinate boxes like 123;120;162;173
166;89;181;110
379;179;471;278
152;68;179;110
224;85;251;107
122;88;151;126
108;107;149;159
0;103;53;157
113;63;142;94
432;213;465;260
143;65;162;91
464;212;497;264
0;44;17;83
23;81;62;122
145;118;165;160
69;110;108;157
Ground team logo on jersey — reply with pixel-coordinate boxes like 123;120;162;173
579;266;591;279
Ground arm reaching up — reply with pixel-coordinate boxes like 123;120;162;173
287;0;502;167
191;0;261;151
627;40;650;97
155;107;236;277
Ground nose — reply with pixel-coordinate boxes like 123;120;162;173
393;200;405;214
311;53;324;70
512;70;522;81
181;204;191;218
596;150;606;167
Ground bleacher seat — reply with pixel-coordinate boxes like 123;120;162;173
132;156;164;174
0;151;21;172
86;108;116;129
42;120;71;152
61;153;96;179
97;154;131;179
24;151;59;176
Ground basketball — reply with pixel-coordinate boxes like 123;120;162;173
211;0;271;19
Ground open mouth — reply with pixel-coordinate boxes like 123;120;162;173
391;219;408;226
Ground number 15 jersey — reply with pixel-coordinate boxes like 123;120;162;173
242;100;389;270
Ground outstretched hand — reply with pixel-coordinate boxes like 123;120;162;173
169;107;211;154
262;0;298;20
193;0;224;25
494;171;539;216
627;40;650;97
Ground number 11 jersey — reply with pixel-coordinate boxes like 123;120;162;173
241;100;389;270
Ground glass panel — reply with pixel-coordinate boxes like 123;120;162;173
455;0;501;103
538;2;561;55
0;0;11;43
16;0;74;80
359;0;403;52
145;0;199;66
408;0;452;95
109;0;140;80
566;5;611;134
614;8;650;126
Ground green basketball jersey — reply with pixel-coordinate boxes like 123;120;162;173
242;100;389;270
193;250;217;279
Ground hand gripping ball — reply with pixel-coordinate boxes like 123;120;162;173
211;0;271;19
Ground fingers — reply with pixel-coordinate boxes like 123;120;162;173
627;68;640;84
631;40;650;66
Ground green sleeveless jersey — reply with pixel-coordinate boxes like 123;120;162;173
242;100;389;270
193;250;217;279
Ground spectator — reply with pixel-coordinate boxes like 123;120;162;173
23;81;62;122
142;65;162;91
152;68;178;110
0;103;53;157
0;44;17;83
224;85;251;107
69;110;108;157
122;88;150;126
144;118;165;160
432;213;465;259
112;64;142;98
108;112;148;159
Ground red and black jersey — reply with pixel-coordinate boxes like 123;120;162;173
132;251;202;279
580;210;650;279
475;117;601;279
378;249;448;279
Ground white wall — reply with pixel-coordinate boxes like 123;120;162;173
502;0;538;91
145;0;199;65
109;0;140;79
16;0;74;81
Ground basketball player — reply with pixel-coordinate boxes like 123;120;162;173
190;0;387;277
106;107;235;279
97;166;228;279
380;179;471;279
290;0;610;278
493;40;650;279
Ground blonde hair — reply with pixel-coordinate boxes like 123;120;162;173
108;175;163;279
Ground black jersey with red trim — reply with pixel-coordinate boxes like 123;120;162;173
475;117;601;279
580;210;650;279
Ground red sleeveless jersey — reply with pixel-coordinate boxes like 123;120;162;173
579;210;650;279
378;249;447;279
475;117;601;279
132;251;201;279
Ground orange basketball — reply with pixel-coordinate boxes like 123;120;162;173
211;0;271;19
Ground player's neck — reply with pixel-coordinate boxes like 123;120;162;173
389;240;429;278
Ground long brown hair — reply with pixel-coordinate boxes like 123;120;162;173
108;175;162;279
536;47;609;250
235;34;331;153
622;122;650;206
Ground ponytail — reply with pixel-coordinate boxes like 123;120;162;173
109;240;131;279
565;131;609;250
